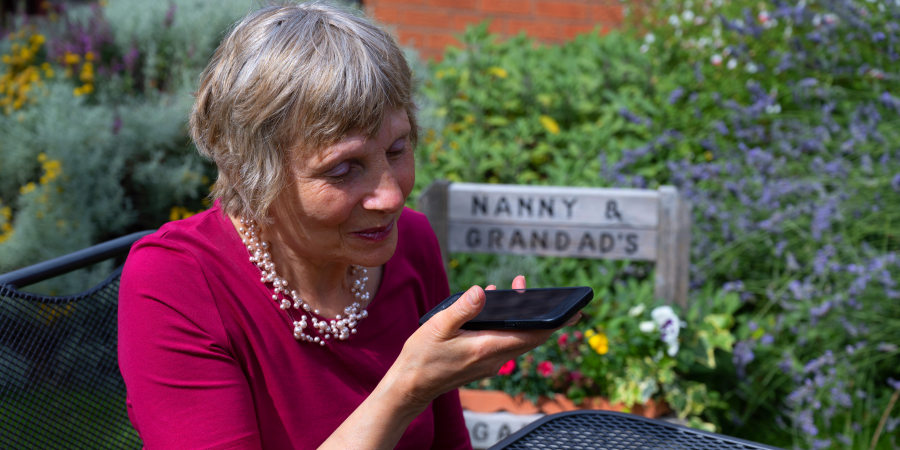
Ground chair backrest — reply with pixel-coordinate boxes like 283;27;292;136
0;231;153;449
418;181;692;306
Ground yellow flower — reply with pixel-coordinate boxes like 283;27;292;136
80;83;94;94
20;182;36;194
704;151;713;161
539;115;560;135
85;51;95;61
487;66;508;79
73;86;83;97
588;332;609;355
63;52;81;66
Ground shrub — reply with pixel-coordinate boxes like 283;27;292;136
417;0;900;447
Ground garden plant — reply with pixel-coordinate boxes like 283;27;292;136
1;0;899;449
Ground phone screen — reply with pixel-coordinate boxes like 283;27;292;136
472;288;578;321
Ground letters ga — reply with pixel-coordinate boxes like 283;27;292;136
464;227;639;255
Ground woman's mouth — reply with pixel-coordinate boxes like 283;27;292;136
352;220;394;242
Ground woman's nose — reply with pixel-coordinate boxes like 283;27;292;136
362;168;404;213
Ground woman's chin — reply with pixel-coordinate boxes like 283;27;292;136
349;232;398;267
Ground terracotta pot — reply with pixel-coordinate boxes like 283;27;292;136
458;388;670;418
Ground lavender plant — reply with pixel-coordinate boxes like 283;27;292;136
417;0;900;447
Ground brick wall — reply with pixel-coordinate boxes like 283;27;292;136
364;0;626;60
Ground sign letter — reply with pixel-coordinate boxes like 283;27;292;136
605;200;622;221
495;197;512;216
518;198;533;217
472;196;488;216
465;228;481;248
562;198;578;219
555;231;571;251
488;228;504;249
539;198;555;217
625;233;639;254
530;231;548;249
577;232;596;252
509;230;527;249
600;232;615;253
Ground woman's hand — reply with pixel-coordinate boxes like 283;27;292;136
320;275;580;450
388;275;580;410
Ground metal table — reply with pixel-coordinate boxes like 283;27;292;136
488;410;784;450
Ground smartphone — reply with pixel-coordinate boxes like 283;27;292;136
418;286;594;330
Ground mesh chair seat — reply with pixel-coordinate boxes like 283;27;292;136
0;232;152;449
489;410;783;450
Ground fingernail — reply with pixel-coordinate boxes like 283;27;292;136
467;286;482;307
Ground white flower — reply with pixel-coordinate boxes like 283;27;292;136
698;37;711;48
765;103;782;114
667;342;680;357
727;58;738;70
746;62;758;74
757;10;770;23
640;44;649;53
629;304;646;317
711;54;723;66
668;14;681;27
644;32;656;44
682;10;695;22
694;16;706;25
639;321;657;333
651;306;681;356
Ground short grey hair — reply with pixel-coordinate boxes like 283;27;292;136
190;1;417;224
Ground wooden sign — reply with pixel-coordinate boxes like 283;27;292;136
418;181;691;306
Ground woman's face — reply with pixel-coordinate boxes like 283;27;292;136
268;108;415;268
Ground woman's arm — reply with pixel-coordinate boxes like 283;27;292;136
320;277;574;449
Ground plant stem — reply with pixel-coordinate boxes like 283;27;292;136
869;388;900;450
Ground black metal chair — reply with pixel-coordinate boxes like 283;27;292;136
488;410;784;450
0;231;154;450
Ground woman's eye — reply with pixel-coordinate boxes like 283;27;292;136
324;161;352;178
387;139;407;157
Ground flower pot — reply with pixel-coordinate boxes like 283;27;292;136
458;388;670;418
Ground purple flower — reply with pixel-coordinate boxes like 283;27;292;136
618;108;652;126
892;173;900;192
760;334;774;345
164;3;177;28
888;378;900;390
668;87;685;104
812;439;831;450
733;340;756;379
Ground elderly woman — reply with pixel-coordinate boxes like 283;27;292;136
118;2;574;449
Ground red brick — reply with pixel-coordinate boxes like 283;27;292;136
428;32;462;49
562;23;599;39
429;0;478;8
508;18;559;40
370;6;402;23
487;18;507;34
397;30;427;46
481;0;531;15
402;10;453;27
450;12;489;31
592;5;623;23
535;1;589;20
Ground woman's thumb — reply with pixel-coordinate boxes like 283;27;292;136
434;285;485;334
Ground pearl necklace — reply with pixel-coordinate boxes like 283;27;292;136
238;218;369;346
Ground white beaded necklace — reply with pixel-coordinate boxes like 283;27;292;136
238;218;369;346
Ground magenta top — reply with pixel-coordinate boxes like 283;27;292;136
118;204;472;450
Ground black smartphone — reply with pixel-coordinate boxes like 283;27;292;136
418;286;594;330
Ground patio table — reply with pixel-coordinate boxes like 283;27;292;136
488;410;784;450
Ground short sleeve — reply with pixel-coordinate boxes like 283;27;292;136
118;236;262;450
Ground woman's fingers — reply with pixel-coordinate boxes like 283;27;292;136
486;285;497;291
511;275;526;290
